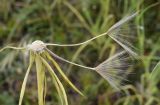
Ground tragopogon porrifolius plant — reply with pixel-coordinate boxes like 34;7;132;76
0;13;138;105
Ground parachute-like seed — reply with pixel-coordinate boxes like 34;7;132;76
107;13;139;57
45;13;139;57
46;47;133;90
94;51;132;90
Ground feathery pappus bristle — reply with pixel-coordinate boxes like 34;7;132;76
94;51;132;90
107;13;139;57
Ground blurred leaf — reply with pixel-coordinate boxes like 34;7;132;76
0;92;15;105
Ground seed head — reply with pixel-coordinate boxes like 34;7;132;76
27;40;46;53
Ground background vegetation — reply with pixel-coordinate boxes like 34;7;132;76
0;0;160;105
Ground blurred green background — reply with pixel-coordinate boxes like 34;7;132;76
0;0;160;105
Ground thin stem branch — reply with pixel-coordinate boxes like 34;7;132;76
45;31;108;47
45;48;95;70
0;46;25;52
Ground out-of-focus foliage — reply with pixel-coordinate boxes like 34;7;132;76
0;0;160;105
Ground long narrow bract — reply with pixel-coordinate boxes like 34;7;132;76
18;51;34;105
35;54;46;105
44;51;84;96
40;56;68;105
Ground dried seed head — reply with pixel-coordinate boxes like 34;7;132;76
27;40;46;53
